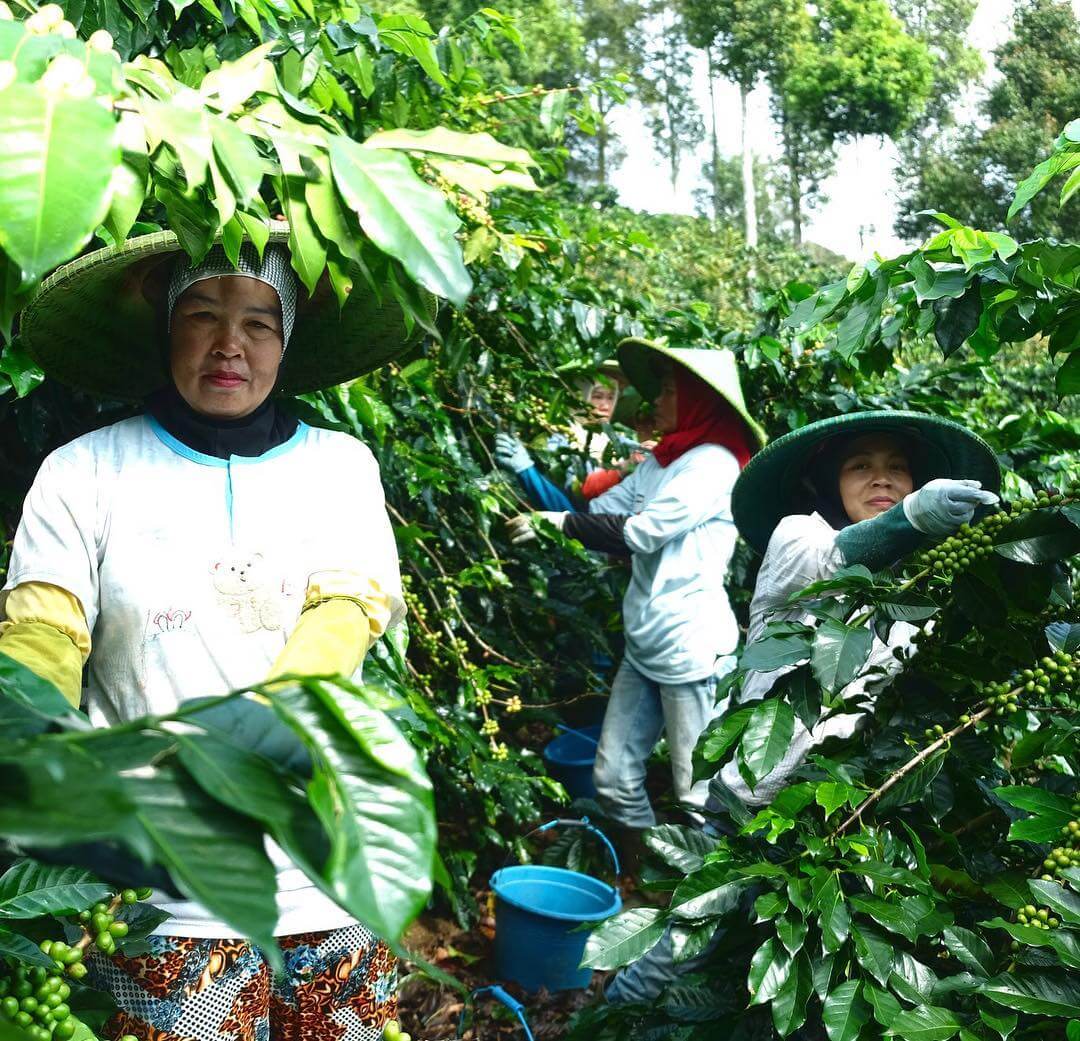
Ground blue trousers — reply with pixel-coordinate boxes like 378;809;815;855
593;658;719;829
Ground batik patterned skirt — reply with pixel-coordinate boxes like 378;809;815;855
84;924;397;1041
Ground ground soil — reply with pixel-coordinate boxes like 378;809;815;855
397;902;604;1041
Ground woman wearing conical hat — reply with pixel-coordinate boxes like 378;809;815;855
509;337;766;855
604;410;1001;1006
711;410;1002;807
0;228;418;1038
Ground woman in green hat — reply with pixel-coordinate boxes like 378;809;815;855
709;410;1000;808
0;229;415;1039
604;410;1001;1006
508;338;766;849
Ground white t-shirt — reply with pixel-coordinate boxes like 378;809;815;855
4;415;405;936
589;444;740;684
719;512;915;805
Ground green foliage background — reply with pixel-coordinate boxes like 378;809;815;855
0;1;1079;1040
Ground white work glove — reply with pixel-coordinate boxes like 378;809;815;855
902;478;1000;537
493;432;534;474
506;512;567;545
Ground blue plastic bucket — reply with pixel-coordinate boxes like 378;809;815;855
543;725;601;800
491;819;621;993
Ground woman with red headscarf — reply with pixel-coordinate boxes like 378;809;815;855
508;338;766;855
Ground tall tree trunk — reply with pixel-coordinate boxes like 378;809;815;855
665;57;678;188
739;84;758;248
597;97;609;187
707;45;721;224
782;108;803;246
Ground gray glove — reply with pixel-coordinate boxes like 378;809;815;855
494;432;534;474
902;479;999;537
506;512;567;544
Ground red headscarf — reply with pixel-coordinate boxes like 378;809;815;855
652;366;755;470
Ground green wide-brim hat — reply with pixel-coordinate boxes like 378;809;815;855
616;337;768;448
731;410;1002;555
18;224;435;401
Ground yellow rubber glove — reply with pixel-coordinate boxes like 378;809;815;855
267;598;371;684
0;582;91;708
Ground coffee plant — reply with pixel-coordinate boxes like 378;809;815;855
2;0;1080;1038
570;138;1080;1041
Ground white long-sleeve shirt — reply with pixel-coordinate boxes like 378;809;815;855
589;444;740;684
719;512;916;805
5;415;405;936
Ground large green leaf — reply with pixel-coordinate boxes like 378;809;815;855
0;84;120;281
933;279;983;356
993;511;1080;564
1029;879;1080;925
740;699;795;785
0;927;57;971
981;917;1080;969
812;619;873;692
364;127;534;168
267;681;435;942
823;980;872;1041
978;1003;1017;1040
329;134;472;305
0;744;142;851
849;894;912;940
852;924;894;985
140;96;210;191
877;752;946;813
644;824;718;874
994;785;1074;841
942;925;994;977
698;706;754;765
748;937;792;1005
889;1004;961;1041
0;652;88;731
1046;622;1080;654
740;634;811;673
0;860;112;919
128;766;279;954
865;982;902;1027
907;253;970;302
775;913;808;955
983;972;1080;1018
813;871;851;953
580;907;666;970
771;951;813;1037
1009;148;1080;219
670;863;748;919
1056;350;1080;396
377;14;448;87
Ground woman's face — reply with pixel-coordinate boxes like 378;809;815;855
837;433;914;522
653;371;678;434
588;382;617;422
169;276;283;418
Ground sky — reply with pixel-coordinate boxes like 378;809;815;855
607;0;1019;262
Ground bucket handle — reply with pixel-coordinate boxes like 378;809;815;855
458;985;535;1041
507;817;621;877
555;722;600;746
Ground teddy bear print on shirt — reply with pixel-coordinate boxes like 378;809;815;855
209;552;283;633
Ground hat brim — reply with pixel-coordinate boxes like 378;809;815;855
18;225;436;401
731;411;1003;555
616;337;767;448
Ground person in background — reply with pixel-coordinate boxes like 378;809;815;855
508;338;766;867
0;228;414;1040
493;362;635;511
604;409;1000;1006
